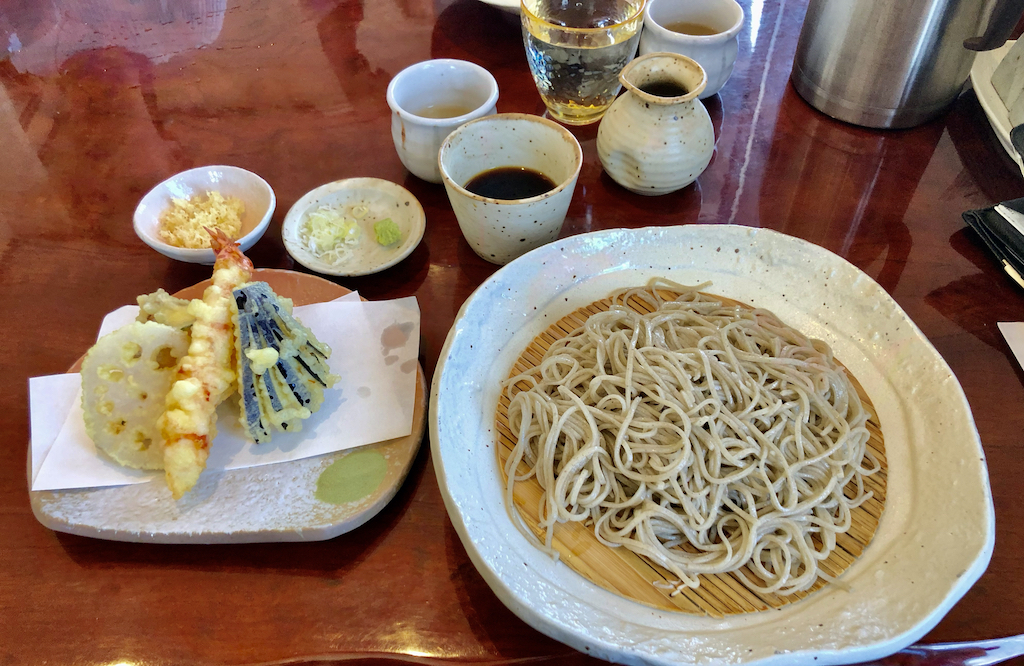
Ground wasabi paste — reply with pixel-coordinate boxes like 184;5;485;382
374;218;401;246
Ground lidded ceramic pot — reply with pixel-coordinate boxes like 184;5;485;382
597;52;714;195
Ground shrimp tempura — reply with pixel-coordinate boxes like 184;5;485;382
159;228;253;498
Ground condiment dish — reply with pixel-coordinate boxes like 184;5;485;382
282;178;425;277
133;165;276;264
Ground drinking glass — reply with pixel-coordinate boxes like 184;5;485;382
521;0;646;126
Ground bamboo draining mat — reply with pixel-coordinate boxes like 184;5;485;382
495;290;887;618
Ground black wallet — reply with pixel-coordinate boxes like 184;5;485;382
962;197;1024;289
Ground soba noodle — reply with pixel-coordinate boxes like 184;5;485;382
502;279;880;596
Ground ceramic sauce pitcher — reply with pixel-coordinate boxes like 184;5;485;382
597;52;714;195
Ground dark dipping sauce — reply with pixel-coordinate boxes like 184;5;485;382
464;166;557;200
638;80;689;97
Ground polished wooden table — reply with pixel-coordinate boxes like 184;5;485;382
3;0;1024;663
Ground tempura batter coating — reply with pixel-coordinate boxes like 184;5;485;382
233;281;338;443
137;288;195;330
81;321;189;469
159;228;253;498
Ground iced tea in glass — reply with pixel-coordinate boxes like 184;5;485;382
521;0;646;125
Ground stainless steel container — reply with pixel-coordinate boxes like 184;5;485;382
791;0;1024;128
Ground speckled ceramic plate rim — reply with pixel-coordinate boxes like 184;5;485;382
429;225;994;666
282;178;426;277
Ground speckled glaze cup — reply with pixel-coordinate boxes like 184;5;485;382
597;52;714;195
438;113;582;264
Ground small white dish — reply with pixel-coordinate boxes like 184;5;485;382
282;178;425;277
133;165;276;264
477;0;519;15
970;40;1024;178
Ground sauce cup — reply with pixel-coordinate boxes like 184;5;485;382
438;113;582;265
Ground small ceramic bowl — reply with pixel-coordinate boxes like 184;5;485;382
282;178;426;277
134;165;276;264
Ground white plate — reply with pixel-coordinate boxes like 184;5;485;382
283;178;426;277
477;0;519;15
430;225;994;666
970;40;1024;178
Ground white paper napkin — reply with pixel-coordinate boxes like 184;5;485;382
995;204;1024;237
30;292;421;491
999;322;1024;371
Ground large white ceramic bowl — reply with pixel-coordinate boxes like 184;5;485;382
430;225;994;666
134;165;276;264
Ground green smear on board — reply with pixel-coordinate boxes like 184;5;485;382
315;450;387;505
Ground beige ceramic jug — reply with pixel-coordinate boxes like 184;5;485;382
597;52;714;196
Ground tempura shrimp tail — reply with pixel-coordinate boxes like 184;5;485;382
208;226;253;273
160;228;253;499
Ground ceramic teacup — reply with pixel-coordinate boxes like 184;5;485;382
639;0;744;99
438;113;582;265
386;59;499;184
